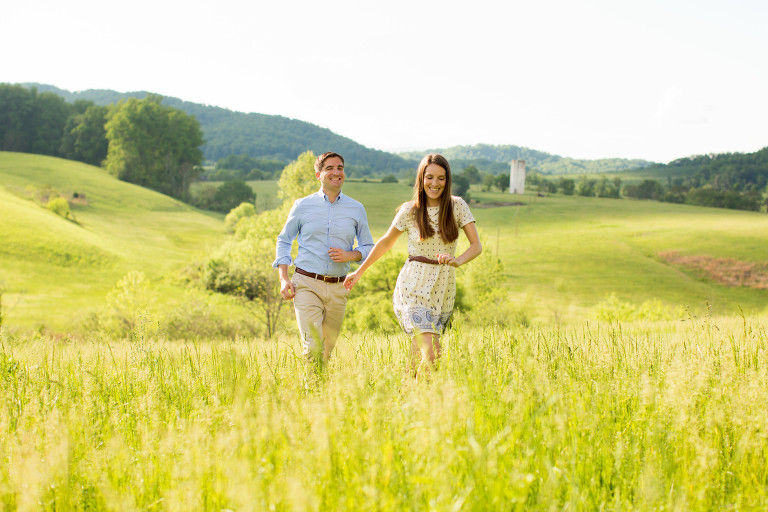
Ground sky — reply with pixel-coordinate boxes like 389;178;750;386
3;0;767;163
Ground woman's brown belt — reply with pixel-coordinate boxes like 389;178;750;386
408;255;440;265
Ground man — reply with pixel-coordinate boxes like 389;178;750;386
273;152;374;361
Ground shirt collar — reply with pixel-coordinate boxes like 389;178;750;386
318;188;344;203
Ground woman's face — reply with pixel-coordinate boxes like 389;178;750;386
423;164;447;206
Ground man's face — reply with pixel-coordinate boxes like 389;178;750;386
316;156;345;193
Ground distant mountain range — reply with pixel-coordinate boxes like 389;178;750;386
24;83;655;176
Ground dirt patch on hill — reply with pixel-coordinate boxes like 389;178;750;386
472;201;526;208
658;250;768;289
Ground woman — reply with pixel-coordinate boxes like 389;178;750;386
344;154;481;378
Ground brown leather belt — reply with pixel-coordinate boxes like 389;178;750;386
295;267;346;283
408;255;440;265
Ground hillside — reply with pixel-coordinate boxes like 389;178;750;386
23;83;416;176
399;143;655;175
247;179;768;321
0;151;226;330
21;83;656;177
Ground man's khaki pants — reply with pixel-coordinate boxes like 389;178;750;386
292;272;350;360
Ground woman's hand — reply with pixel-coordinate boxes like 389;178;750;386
344;270;362;290
435;253;460;267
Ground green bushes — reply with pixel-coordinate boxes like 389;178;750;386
81;272;261;341
592;293;686;323
46;197;76;222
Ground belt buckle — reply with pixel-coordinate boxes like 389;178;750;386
323;275;334;283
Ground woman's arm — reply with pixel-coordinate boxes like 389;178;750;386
436;222;482;267
343;225;403;289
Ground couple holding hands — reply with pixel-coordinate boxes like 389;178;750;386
273;152;481;378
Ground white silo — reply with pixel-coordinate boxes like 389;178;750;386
510;159;526;194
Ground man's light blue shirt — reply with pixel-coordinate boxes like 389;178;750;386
273;189;374;277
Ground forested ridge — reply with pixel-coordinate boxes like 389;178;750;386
18;83;655;176
3;82;766;214
20;83;415;176
399;143;655;175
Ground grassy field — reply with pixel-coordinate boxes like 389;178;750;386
2;316;767;510
252;179;768;322
3;153;767;332
3;154;768;509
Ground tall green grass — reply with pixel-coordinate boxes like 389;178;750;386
2;314;767;510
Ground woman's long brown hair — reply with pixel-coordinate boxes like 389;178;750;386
410;154;458;243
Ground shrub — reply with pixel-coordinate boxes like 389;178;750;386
82;271;159;340
224;202;257;233
46;197;76;222
212;180;254;213
456;236;530;328
161;290;261;340
592;293;685;323
343;253;404;334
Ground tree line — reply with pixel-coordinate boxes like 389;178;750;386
621;149;768;211
1;84;203;200
525;147;768;212
400;143;654;175
15;83;417;176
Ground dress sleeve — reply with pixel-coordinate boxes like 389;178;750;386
453;197;476;227
392;202;412;232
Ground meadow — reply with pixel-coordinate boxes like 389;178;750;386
2;152;768;509
2;315;767;510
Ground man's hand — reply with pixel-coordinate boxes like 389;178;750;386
328;247;359;263
280;279;296;300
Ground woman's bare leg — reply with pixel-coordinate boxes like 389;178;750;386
411;332;441;380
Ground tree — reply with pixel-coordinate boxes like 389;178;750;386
0;84;34;151
381;174;398;183
462;164;481;184
637;179;664;200
482;174;495;192
204;209;289;338
104;95;203;199
453;174;471;201
558;177;575;195
213;180;255;213
215;154;286;179
594;176;620;199
0;84;69;155
494;173;510;192
277;150;318;202
576;176;596;197
28;92;71;156
60;104;109;165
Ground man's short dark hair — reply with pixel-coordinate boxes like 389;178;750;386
314;152;345;173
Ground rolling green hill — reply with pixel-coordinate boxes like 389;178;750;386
248;179;768;322
3;152;767;333
0;151;226;330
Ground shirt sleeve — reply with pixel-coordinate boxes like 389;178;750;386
272;200;300;268
392;202;412;232
453;197;476;227
353;204;375;262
